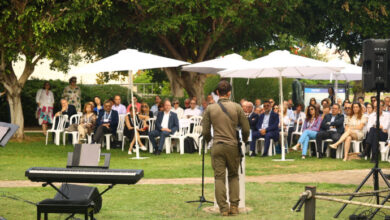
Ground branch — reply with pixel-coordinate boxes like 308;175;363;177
158;34;184;60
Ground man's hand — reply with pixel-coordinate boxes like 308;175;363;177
103;124;110;128
162;128;171;132
55;112;61;117
260;129;266;135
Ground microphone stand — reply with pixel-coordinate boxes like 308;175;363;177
186;136;213;209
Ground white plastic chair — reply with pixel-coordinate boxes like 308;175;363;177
46;115;68;146
255;138;275;156
63;114;81;145
186;116;203;147
379;141;389;162
322;139;334;157
290;117;304;146
170;124;190;154
116;114;127;143
140;118;156;153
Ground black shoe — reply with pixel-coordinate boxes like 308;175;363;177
318;152;323;158
358;153;365;158
250;152;257;157
261;154;268;157
156;150;161;155
153;150;158;155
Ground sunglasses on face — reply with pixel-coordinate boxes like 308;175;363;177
345;107;351;109
174;102;179;104
309;108;315;111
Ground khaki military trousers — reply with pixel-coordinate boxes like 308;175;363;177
211;142;240;213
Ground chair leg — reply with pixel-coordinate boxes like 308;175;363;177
149;139;154;153
105;135;110;150
72;133;78;145
122;137;126;151
45;133;49;145
180;138;184;155
165;138;171;154
55;132;60;146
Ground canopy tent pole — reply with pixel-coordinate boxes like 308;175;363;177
273;74;294;162
129;70;148;160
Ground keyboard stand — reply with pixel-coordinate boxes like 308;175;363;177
42;182;69;199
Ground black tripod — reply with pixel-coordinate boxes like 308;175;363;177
186;138;213;209
334;86;390;219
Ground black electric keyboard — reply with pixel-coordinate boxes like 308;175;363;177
25;167;144;185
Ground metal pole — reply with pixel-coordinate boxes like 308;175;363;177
304;186;316;220
279;76;285;161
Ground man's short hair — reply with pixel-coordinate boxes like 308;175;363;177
114;94;121;99
333;103;341;109
216;80;232;96
358;96;364;100
104;100;112;105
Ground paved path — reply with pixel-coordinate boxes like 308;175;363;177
2;169;390;188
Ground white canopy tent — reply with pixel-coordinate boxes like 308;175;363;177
302;59;362;100
219;50;342;161
71;49;189;159
181;53;250;101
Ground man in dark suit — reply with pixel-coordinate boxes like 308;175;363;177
93;100;119;143
55;99;77;127
250;100;279;157
315;104;344;158
149;100;179;155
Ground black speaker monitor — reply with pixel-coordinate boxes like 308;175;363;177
54;184;102;213
362;39;390;92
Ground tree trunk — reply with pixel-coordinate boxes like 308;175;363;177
164;68;184;97
6;89;24;139
0;58;36;140
164;68;207;103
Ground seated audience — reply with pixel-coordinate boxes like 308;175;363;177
359;101;389;161
287;103;306;146
171;99;184;119
184;99;202;118
245;101;254;118
124;107;148;154
330;103;367;161
93;96;103;114
139;102;154;123
269;99;275;108
66;102;97;143
199;100;209;113
250;100;279;157
385;97;390;112
127;96;141;113
112;95;127;115
273;105;279;114
183;98;191;109
150;95;162;116
315;104;344;158
292;105;322;159
255;99;262;109
93;100;119;143
148;100;179;155
321;106;330;119
54;99;77;127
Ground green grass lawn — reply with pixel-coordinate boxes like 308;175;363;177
1;182;387;219
0;134;388;181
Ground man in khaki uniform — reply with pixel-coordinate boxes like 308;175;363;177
202;80;250;216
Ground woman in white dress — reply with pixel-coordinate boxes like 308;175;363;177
36;82;55;135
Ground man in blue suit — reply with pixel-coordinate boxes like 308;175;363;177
93;100;119;143
149;100;179;155
250;100;279;157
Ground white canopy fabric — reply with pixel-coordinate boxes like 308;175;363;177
71;49;189;159
219;50;343;162
181;53;249;74
303;59;362;81
219;50;341;79
71;49;189;74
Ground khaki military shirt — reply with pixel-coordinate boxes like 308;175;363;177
202;98;249;146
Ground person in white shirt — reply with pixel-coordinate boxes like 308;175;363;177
150;95;161;117
36;81;55;135
111;95;127;115
360;101;389;161
148;100;179;155
171;99;184;119
184;100;202;118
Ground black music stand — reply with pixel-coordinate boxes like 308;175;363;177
0;122;19;147
186;138;214;209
